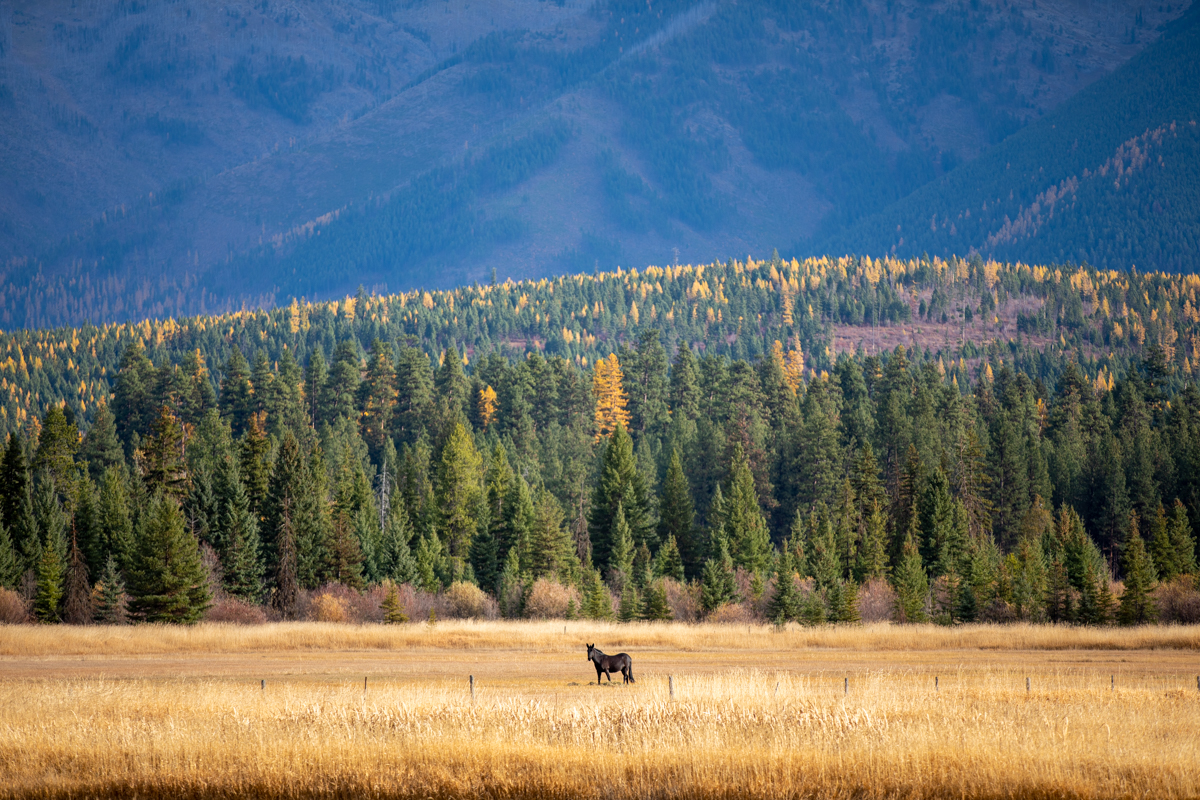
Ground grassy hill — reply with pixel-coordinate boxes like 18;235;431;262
819;2;1200;271
0;0;1184;329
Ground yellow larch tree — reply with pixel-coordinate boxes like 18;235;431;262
478;385;498;430
593;353;630;441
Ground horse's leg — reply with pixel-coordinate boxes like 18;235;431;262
594;664;602;685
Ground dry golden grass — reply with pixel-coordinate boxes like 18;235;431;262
2;622;1199;799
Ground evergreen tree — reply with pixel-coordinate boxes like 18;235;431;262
273;499;299;619
34;405;79;497
128;495;211;624
0;435;30;545
323;340;362;426
699;532;738;613
304;348;328;429
669;341;700;422
627;329;670;441
529;491;577;584
93;554;128;624
653;534;685;582
582;569;614;619
607;503;636;584
112;340;155;449
658;449;700;579
414;531;445;593
1167;499;1197;578
81;404;124;480
767;546;800;624
640;579;672;621
62;533;92;625
436;422;483;559
219;459;264;603
33;540;64;623
496;544;523;617
893;531;928;623
97;466;134;574
262;431;305;582
1118;514;1157;625
856;499;890;581
380;581;408;623
724;443;771;574
141;406;188;501
394;346;434;444
1148;503;1175;581
0;521;18;590
329;511;366;589
617;580;639;622
219;349;255;437
589;423;653;574
359;339;397;462
380;501;418;585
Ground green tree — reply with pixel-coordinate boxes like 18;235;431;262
1167;500;1197;577
640;578;672;621
216;457;264;603
436;422;483;559
0;521;18;590
653;534;685;582
724;443;771;574
81;404;124;480
1118;514;1157;625
93;554;128;624
359;339;397;462
589;423;654;574
767;546;800;624
893;531;928;623
33;540;64;623
617;580;639;622
218;349;255;437
581;569;614;619
141;406;188;501
128;495;211;624
658;449;700;579
34;405;79;497
699;529;738;613
380;582;408;623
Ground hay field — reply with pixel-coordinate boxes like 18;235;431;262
1;622;1199;799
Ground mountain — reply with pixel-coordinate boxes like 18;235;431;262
818;2;1200;271
0;0;1187;329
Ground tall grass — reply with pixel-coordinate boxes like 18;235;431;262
2;620;1199;657
2;667;1197;799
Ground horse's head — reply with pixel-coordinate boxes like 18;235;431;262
586;643;595;660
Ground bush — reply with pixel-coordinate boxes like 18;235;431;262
858;577;898;623
309;592;350;623
523;579;581;619
662;578;700;622
1153;577;1200;624
445;581;498;619
204;597;268;625
707;602;756;624
0;587;30;624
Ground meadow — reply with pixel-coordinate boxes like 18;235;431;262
1;622;1199;799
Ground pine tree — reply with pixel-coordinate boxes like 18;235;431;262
128;495;211;624
607;503;636;584
359;339;397;462
93;554;128;624
414;531;445;593
112;340;155;449
81;404;124;480
653;534;685;582
497;544;523;618
1118;514;1157;625
273;500;299;619
724;444;771;574
97;466;134;574
219;349;256;436
699;533;738;613
380;581;408;623
529;491;578;584
767;546;800;624
33;541;64;623
141;406;188;501
1148;503;1174;581
893;531;928;623
329;511;366;589
436;422;483;559
856;499;889;581
34;405;79;497
1167;499;1197;577
62;533;92;625
640;579;672;621
581;569;613;620
0;435;30;548
658;449;700;579
628;329;670;441
380;501;418;585
0;521;17;590
214;456;264;602
617;580;639;622
589;423;653;574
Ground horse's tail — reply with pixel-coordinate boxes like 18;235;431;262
626;657;635;683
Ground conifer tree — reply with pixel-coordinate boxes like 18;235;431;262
1148;503;1175;581
62;532;92;625
359;339;397;462
856;499;890;581
273;500;299;619
380;581;408;623
304;348;327;429
496;544;523;618
607;503;636;585
33;541;64;623
669;342;700;422
724;443;771;574
414;531;444;593
128;495;211;624
767;546;800;624
589;423;653;573
529;491;577;584
380;501;418;585
113;340;155;449
93;554;128;624
1;435;30;546
581;569;613;620
617;580;639;622
1167;499;1197;578
593;354;631;441
0;522;17;590
329;511;366;589
653;534;685;582
220;462;264;603
219;349;255;437
699;530;738;613
658;449;700;579
627;329;670;441
141;406;188;501
1118;514;1157;625
97;466;134;573
436;422;483;559
323;340;362;426
262;431;304;580
893;531;928;623
640;579;672;621
81;404;124;480
394;346;434;444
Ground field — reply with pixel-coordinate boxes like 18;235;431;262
1;622;1199;799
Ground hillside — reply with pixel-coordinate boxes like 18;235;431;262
2;256;1199;632
821;2;1200;270
0;0;1185;329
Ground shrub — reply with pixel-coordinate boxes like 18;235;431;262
0;587;30;624
205;597;268;625
310;592;349;623
858;577;898;623
1152;577;1200;624
445;581;497;619
707;602;756;624
662;578;700;622
523;579;581;619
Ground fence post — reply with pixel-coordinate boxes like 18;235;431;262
261;679;265;693
364;676;368;694
470;675;475;704
669;675;675;700
935;676;939;692
844;677;848;696
1026;676;1030;693
1111;674;1114;692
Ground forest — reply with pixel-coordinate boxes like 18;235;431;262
0;254;1199;626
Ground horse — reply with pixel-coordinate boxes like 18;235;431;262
586;643;635;684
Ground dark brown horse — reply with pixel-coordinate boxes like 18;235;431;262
587;643;635;684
